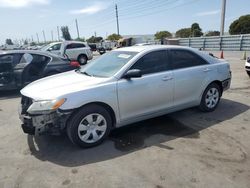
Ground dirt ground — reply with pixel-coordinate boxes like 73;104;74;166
0;51;249;188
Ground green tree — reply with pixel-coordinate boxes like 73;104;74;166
154;31;172;40
61;26;72;40
175;28;191;38
191;23;203;37
229;14;250;35
107;33;122;41
205;31;220;36
86;36;103;43
5;39;13;45
24;40;28;45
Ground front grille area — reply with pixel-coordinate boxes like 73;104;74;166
21;95;33;114
245;66;250;69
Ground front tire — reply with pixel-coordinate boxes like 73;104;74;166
199;83;222;112
247;71;250;77
67;104;112;148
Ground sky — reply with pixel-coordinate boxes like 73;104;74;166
0;0;249;44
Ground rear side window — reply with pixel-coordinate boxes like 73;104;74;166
170;50;208;69
130;50;169;75
66;43;85;49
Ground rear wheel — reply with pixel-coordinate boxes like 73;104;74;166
67;104;112;148
199;83;222;112
78;55;87;65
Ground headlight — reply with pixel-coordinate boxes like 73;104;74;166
27;98;66;115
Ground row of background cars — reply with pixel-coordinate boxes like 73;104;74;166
0;41;93;91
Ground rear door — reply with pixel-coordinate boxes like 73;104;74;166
65;43;86;60
169;49;210;107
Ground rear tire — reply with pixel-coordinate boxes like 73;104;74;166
67;104;112;148
199;83;222;112
78;55;87;65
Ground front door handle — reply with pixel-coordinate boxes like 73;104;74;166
203;68;212;72
162;76;173;81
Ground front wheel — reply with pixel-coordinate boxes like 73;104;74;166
199;83;222;112
247;71;250;77
67;104;112;148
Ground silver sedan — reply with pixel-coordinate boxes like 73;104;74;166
19;45;232;148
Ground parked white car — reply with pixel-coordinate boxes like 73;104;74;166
41;41;93;65
245;57;250;77
19;45;231;148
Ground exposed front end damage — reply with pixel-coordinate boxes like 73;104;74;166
19;96;72;136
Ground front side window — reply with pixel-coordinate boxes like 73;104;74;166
51;43;61;51
130;50;169;75
170;50;208;69
80;51;138;77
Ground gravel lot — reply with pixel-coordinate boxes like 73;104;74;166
0;51;249;188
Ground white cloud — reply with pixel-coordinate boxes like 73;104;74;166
0;0;49;8
70;2;108;15
195;9;220;17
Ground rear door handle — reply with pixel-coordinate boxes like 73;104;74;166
162;76;173;81
203;68;212;72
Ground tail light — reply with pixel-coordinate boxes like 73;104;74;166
70;61;80;68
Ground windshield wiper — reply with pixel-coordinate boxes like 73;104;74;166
81;71;92;77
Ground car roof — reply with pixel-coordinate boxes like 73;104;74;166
0;50;62;58
114;45;196;53
63;40;87;44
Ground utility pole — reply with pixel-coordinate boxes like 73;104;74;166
57;26;60;41
51;30;54;41
36;33;40;43
42;30;46;43
75;19;80;39
115;4;120;35
31;35;34;42
220;0;226;36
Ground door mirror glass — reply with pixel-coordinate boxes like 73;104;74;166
123;69;142;79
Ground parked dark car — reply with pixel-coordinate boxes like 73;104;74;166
88;43;97;52
97;47;106;55
0;50;80;90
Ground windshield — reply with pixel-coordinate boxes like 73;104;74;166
80;51;138;77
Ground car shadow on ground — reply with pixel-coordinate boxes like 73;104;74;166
0;90;20;100
27;98;249;167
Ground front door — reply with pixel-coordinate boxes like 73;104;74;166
117;50;174;122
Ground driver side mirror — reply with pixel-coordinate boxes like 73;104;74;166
123;69;142;79
48;47;53;51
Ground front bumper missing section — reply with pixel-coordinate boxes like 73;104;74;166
20;110;72;136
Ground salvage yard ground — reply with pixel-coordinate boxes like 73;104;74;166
0;51;250;188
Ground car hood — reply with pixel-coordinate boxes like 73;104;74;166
20;70;110;100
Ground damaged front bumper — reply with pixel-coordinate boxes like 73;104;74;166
19;99;73;136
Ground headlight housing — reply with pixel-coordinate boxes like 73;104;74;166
27;98;66;115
